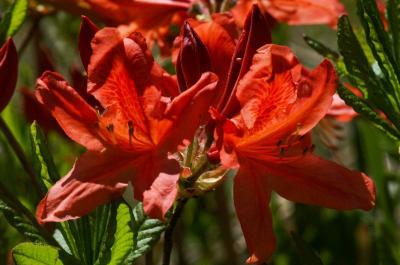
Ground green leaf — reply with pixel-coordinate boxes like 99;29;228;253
0;200;45;243
291;232;324;265
0;0;28;43
0;183;56;244
107;202;135;265
92;204;114;265
337;15;375;98
303;35;339;61
338;15;400;130
131;203;165;261
30;122;60;191
12;242;79;265
337;84;400;140
357;0;400;107
95;201;165;265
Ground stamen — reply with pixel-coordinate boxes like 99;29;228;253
296;123;302;135
106;124;114;133
279;147;285;157
128;121;134;144
95;106;102;116
303;147;308;155
235;57;243;63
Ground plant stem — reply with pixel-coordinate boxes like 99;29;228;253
0;117;43;197
162;198;188;265
145;250;153;265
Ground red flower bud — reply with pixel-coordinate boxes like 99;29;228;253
0;38;18;112
176;21;212;91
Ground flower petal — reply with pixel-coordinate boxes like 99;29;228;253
326;93;357;122
78;16;99;71
237;45;337;146
84;0;191;26
234;163;276;264
222;5;273;117
35;71;104;151
262;0;346;28
160;72;218;152
37;150;133;223
143;158;180;219
0;38;18;112
192;17;236;109
268;153;376;211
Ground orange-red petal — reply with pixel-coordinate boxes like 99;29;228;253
262;0;345;28
143;158;180;219
160;72;218;152
37;150;133;223
78;16;99;71
236;45;337;147
234;163;276;264
222;5;272;116
35;71;104;151
192;18;236;109
268;153;376;211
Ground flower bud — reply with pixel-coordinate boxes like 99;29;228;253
0;38;18;112
176;21;212;91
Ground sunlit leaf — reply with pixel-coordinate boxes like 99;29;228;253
30;121;60;191
0;0;28;43
131;202;165;260
12;242;79;265
303;35;339;61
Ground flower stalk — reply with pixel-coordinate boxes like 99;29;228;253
162;198;188;265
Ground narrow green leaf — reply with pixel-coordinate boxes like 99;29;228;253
0;200;45;243
338;15;400;130
131;203;165;261
337;84;400;141
303;35;339;61
0;183;57;244
107;202;135;265
12;242;79;265
0;0;28;43
30;122;60;191
92;204;114;265
357;0;400;107
337;15;375;98
291;232;324;265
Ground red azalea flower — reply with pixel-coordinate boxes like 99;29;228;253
35;18;218;223
231;0;346;28
179;6;374;263
0;39;18;112
212;44;375;264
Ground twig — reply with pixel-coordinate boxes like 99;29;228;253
162;198;188;265
145;250;153;265
0;116;43;197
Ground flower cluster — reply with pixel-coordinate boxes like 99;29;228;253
23;1;378;264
